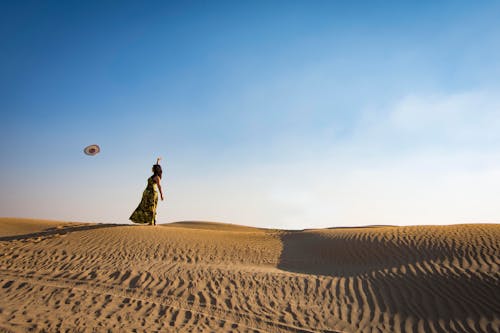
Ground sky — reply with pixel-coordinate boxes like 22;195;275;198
1;1;500;229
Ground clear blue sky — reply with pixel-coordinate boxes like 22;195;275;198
2;1;500;228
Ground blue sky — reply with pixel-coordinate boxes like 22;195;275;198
1;1;500;228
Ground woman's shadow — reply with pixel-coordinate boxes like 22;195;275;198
0;223;125;242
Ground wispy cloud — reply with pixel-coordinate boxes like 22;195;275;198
389;91;500;143
168;90;500;228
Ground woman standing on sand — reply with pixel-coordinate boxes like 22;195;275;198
130;158;164;226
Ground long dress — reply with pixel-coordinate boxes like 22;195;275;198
130;176;158;225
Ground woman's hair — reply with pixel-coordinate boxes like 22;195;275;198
152;164;162;179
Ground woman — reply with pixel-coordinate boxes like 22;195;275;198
130;158;164;225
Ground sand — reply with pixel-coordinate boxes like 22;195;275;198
0;218;499;332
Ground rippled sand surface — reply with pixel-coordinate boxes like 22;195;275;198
0;218;499;332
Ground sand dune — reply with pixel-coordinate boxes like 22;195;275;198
0;218;499;332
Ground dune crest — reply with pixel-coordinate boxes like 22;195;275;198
0;218;499;332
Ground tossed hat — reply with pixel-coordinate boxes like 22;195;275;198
83;144;100;156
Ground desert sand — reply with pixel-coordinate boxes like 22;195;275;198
0;218;499;332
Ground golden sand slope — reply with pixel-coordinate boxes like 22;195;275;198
0;218;499;333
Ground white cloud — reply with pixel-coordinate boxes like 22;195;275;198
207;90;500;228
389;91;500;142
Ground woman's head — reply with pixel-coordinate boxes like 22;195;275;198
152;164;162;179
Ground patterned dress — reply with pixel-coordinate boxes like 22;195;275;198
130;176;158;225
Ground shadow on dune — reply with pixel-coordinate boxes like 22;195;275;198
0;223;125;242
277;229;500;325
276;228;486;277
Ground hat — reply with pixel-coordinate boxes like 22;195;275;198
83;144;100;156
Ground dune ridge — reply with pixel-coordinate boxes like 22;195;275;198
0;218;499;332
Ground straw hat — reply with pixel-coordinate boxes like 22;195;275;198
83;144;100;156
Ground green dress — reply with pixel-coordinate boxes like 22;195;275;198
130;176;158;225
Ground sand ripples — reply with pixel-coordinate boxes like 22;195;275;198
0;219;498;332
